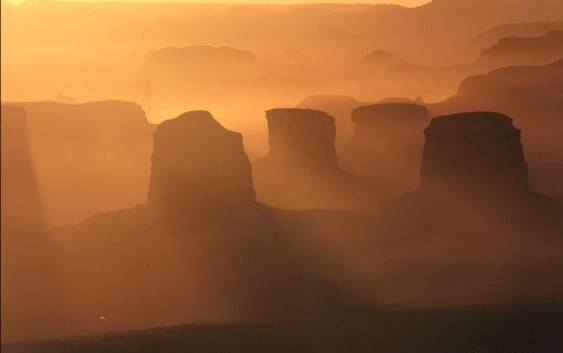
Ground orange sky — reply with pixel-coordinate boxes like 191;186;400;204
6;0;431;6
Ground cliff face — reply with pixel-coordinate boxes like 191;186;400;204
148;111;255;214
369;111;563;308
431;60;563;196
264;109;339;170
340;103;428;195
254;108;382;210
5;100;155;226
420;112;529;198
297;96;369;151
477;30;563;69
472;21;563;51
1;105;60;343
49;111;369;339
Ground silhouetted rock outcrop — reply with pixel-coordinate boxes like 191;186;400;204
51;111;366;339
472;21;563;51
420;112;529;198
340;103;428;195
432;60;563;196
265;109;338;170
5;100;155;225
369;111;563;307
476;30;563;69
1;105;60;342
253;108;382;209
297;96;370;151
148;111;255;215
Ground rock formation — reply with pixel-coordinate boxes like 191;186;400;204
148;111;255;215
253;108;382;210
420;112;529;198
6;100;155;226
472;20;563;51
340;103;428;195
264;108;338;170
431;60;563;196
50;110;363;339
370;111;563;307
144;45;257;80
362;49;403;68
141;45;260;112
476;30;563;69
1;105;60;343
297;96;370;151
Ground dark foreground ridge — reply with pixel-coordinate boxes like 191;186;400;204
6;302;563;353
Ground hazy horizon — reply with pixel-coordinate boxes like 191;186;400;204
4;0;431;7
2;0;563;349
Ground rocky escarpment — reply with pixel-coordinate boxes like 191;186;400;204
5;100;155;226
477;30;563;69
264;108;339;170
253;108;382;209
50;111;364;340
370;111;563;307
431;60;563;196
1;105;60;343
340;103;428;195
148;110;255;215
297;96;370;151
420;112;529;198
472;21;563;51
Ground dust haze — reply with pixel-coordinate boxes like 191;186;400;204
1;0;563;352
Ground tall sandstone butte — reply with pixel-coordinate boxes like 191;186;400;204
420;112;529;198
296;95;369;151
340;103;428;195
431;60;563;197
372;112;563;307
253;108;379;210
51;110;351;338
148;110;255;214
